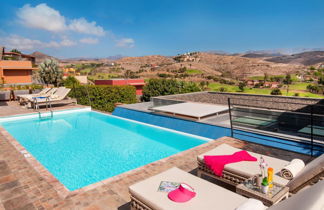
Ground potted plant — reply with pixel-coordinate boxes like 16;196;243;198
261;177;269;194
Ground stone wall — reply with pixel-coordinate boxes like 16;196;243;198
152;92;324;113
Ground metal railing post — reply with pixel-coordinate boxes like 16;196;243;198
228;98;234;137
310;105;314;157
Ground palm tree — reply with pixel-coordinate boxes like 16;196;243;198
38;59;63;87
10;49;21;54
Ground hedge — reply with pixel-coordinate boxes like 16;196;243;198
70;85;137;112
142;78;201;101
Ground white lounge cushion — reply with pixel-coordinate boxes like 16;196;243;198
268;180;324;210
198;144;290;186
129;167;247;210
236;198;266;210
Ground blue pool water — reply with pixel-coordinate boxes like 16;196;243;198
0;110;207;190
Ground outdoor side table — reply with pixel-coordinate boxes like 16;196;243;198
236;180;289;206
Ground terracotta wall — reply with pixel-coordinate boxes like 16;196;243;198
2;69;32;84
0;60;34;84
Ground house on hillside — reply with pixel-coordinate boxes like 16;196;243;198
174;52;200;62
94;79;145;95
0;47;37;84
246;80;260;87
264;82;279;88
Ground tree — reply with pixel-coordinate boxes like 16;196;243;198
38;59;63;86
124;70;138;79
283;73;292;85
199;81;209;90
238;82;246;92
63;76;80;88
264;73;269;82
318;76;324;85
141;79;201;101
271;88;282;95
283;73;292;95
10;49;21;54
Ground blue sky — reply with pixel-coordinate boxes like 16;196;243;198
0;0;323;58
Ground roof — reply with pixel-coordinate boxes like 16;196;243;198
150;102;228;119
128;82;145;85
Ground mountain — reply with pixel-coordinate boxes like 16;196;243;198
265;51;324;65
242;53;284;58
30;51;58;64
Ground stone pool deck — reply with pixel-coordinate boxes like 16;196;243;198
0;120;312;210
0;101;84;117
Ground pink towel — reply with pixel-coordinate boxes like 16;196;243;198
204;151;257;176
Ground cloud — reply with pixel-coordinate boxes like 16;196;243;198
0;35;76;50
80;38;99;44
17;4;106;36
116;38;135;48
17;4;66;32
69;18;105;36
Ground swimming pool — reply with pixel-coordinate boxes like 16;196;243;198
0;110;208;190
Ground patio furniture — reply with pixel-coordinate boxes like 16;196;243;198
17;87;51;100
31;87;72;109
129;167;324;210
268;180;324;210
129;167;249;210
236;179;289;206
197;143;324;194
18;88;56;103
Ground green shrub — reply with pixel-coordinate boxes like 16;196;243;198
64;76;80;88
70;85;137;112
270;88;282;95
142;79;201;101
218;87;227;92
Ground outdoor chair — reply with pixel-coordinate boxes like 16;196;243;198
17;87;52;102
197;143;324;194
30;87;72;109
129;167;324;210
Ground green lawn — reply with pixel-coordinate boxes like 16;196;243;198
248;74;300;82
288;82;310;90
208;82;324;98
88;73;120;80
185;69;203;75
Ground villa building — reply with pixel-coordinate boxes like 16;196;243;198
94;78;145;95
0;47;37;84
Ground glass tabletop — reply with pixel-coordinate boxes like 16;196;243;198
242;179;284;198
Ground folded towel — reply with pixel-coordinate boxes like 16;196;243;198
235;199;266;210
280;159;305;180
204;150;257;176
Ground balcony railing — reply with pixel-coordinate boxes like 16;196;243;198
228;97;324;156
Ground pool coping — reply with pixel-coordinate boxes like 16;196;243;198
0;109;216;199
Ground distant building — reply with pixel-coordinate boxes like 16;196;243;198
94;79;145;95
264;82;279;89
0;47;37;84
63;67;79;76
174;52;200;62
246;80;260;86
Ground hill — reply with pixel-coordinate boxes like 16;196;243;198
265;51;324;65
30;51;58;64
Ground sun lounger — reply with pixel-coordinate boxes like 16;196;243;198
31;87;72;109
19;88;59;103
129;167;248;210
17;87;52;102
197;143;324;193
129;167;324;210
